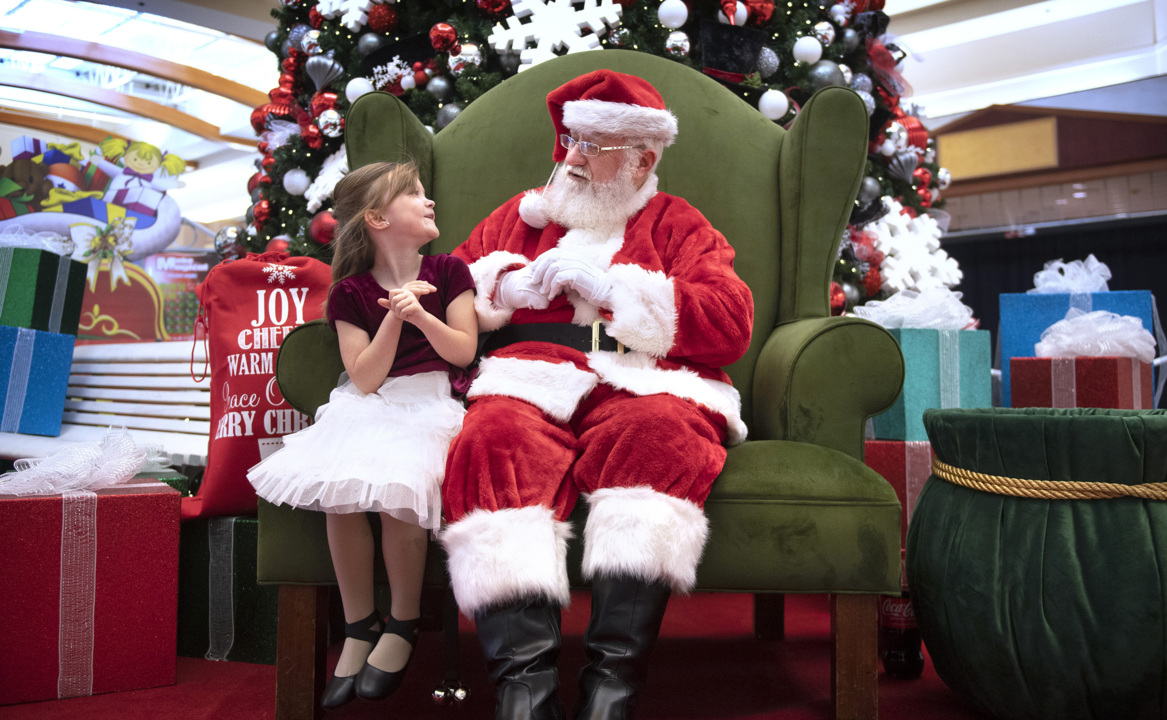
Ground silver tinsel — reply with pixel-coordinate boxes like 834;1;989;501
757;46;780;79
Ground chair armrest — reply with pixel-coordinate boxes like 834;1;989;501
751;316;904;459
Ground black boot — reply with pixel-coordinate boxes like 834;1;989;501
474;596;566;720
574;576;672;720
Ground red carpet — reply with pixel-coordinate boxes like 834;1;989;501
1;593;989;719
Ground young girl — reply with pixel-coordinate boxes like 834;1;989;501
247;161;477;710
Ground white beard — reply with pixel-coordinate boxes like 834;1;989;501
541;162;643;235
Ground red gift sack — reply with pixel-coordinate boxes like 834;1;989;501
182;251;331;519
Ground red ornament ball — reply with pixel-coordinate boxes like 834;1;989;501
863;266;882;297
266;236;290;253
257;140;269;154
250;106;270;134
476;0;511;15
259;173;272;186
917;187;933;207
261;155;275;171
413;70;430;87
253;199;272;225
829;281;846;315
308;7;323;28
302;123;323;149
247;172;261;194
310;91;338;118
309;211;337;244
429;23;457;52
912;166;932;188
367;4;398;33
899;204;918;219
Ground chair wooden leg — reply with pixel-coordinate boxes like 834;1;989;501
753;593;785;640
830;593;878;720
275;584;329;720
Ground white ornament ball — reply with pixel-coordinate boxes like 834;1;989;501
345;77;375;103
282;168;311;196
880;139;897;157
792;36;823;64
717;1;748;25
758;89;790;121
830;4;849;24
658;0;688;29
400;73;416;91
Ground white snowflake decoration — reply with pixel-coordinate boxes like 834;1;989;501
305;149;349;214
870;198;961;295
370;55;411;91
263;263;297;285
316;0;394;33
489;0;622;72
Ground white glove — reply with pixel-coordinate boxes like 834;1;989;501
529;251;614;309
494;266;551;310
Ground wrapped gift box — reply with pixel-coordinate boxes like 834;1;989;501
1011;356;1153;409
0;482;180;705
11;135;44;161
44;197;156;231
0;246;87;335
113;186;164;217
82;162;111;194
870;328;992;441
178;515;278;664
865;440;933;547
999;291;1156;406
0;326;75;436
0;177;35;220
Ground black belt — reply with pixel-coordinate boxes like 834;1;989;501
482;322;623;354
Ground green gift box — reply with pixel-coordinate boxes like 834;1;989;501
871;328;992;441
0;245;86;335
135;469;191;497
178;516;277;665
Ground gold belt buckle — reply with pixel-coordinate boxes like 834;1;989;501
591;319;624;354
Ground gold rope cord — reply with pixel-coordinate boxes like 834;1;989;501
930;457;1167;500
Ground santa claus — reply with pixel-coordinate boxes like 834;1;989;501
441;69;754;719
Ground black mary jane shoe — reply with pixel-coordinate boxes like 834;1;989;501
353;614;421;701
321;610;383;710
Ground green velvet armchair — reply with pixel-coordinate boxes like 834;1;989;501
257;49;904;720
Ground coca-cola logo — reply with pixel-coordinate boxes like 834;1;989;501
879;596;917;630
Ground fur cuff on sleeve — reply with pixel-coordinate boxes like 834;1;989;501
467;251;530;331
603;263;676;357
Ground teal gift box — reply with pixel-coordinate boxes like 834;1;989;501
0;326;74;436
999;290;1157;406
178;516;277;664
871;328;992;441
0;246;86;335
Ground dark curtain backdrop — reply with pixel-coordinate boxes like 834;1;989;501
942;215;1167;405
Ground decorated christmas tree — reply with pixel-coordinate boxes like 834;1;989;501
236;0;956;313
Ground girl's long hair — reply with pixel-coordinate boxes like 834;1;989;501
326;161;420;305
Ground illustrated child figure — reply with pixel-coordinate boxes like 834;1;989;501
91;137;185;205
247;160;477;710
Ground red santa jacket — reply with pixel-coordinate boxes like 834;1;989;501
454;179;754;444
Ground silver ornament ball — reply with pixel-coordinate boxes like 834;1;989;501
287;23;310;51
357;32;388;57
839;63;852;86
842;27;860;54
757;46;780;79
842;282;860;307
664;31;690;58
317;109;344;137
436;103;462;129
850;73;873;94
855;89;875;116
498;51;520;75
300;29;322;55
214;226;247;259
428;75;453;102
806;60;845;92
937;167;952;190
813;21;836;46
857;176;882;205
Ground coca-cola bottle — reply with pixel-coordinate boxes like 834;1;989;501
879;589;924;679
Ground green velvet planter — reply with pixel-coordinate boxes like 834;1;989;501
906;407;1167;720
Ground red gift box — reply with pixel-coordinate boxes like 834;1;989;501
1010;356;1153;409
865;440;934;548
0;482;180;705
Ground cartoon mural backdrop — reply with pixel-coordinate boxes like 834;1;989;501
0;134;211;343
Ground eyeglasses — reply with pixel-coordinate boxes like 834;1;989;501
559;134;644;157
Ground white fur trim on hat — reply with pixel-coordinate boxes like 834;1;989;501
563;99;678;146
440;505;573;614
581;487;708;592
467;251;530;331
519;189;550;229
587;351;748;445
467;355;599;422
603;262;676;358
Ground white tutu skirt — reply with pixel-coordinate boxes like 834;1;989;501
247;371;464;530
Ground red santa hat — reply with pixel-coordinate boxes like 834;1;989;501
547;69;678;162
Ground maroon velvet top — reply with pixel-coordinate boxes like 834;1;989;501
326;253;475;378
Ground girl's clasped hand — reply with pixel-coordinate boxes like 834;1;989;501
380;280;437;324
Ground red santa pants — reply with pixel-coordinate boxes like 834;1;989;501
440;385;728;614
